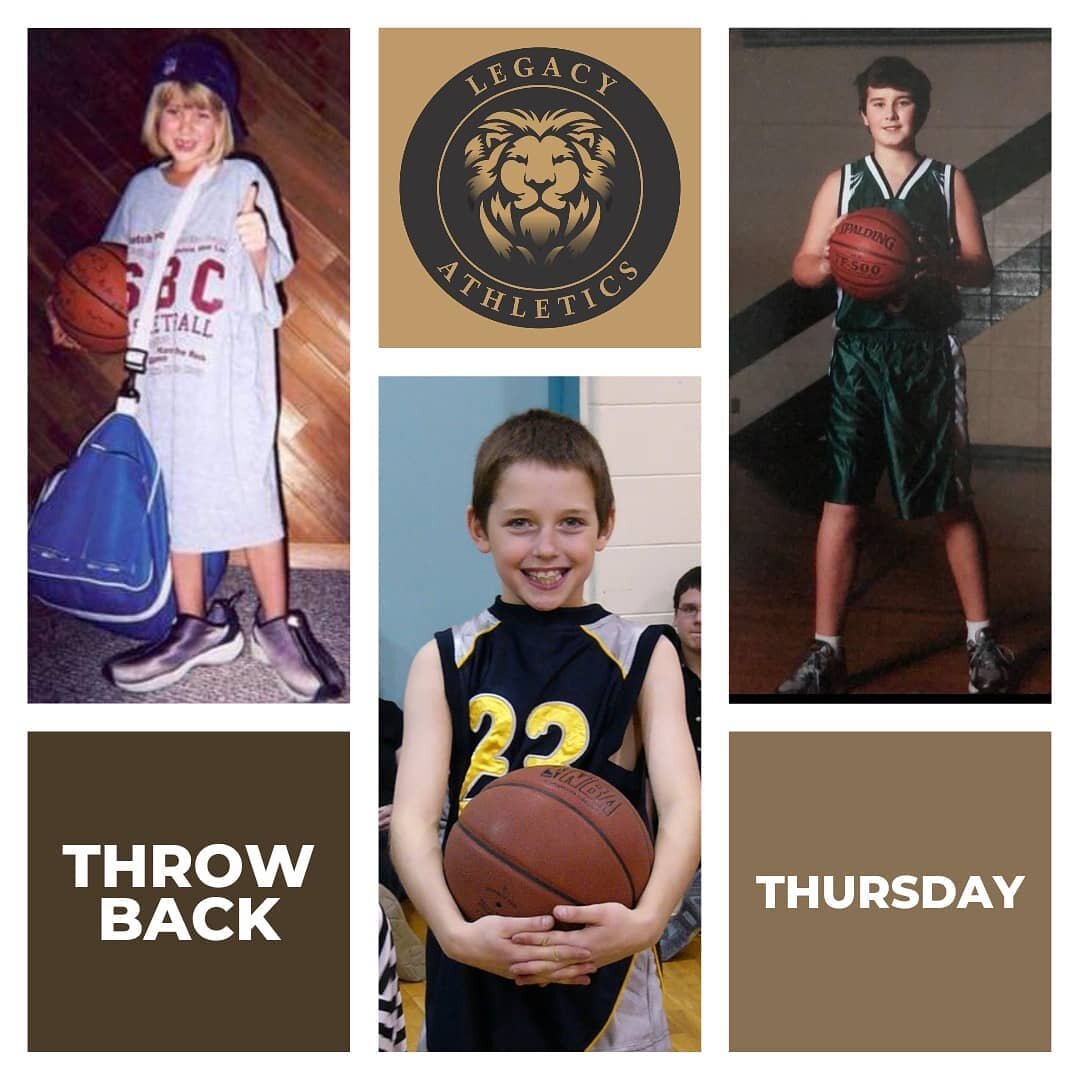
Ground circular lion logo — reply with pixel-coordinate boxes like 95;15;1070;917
464;108;615;267
399;45;680;329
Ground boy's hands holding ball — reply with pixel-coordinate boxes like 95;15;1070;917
448;913;595;986
510;901;654;986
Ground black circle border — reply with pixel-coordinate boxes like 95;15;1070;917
399;46;681;329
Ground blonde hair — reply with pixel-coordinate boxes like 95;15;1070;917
141;81;234;164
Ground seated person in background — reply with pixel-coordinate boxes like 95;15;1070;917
659;566;701;961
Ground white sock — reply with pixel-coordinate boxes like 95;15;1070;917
966;619;991;645
815;633;843;655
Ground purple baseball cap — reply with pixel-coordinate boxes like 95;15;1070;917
150;36;247;138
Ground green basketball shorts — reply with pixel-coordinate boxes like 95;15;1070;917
824;330;973;520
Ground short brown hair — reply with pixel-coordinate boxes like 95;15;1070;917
673;565;701;610
141;81;234;164
471;409;614;530
855;56;932;130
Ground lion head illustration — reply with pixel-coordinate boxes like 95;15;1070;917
464;108;616;266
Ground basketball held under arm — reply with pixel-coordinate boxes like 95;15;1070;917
792;170;843;288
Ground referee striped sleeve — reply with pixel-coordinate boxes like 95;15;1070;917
378;906;407;1051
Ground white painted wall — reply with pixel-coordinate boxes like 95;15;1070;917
584;377;701;624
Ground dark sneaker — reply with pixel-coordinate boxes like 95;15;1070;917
104;595;244;693
777;640;848;694
967;628;1014;694
251;607;344;702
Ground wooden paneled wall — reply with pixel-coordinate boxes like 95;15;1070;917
28;29;349;565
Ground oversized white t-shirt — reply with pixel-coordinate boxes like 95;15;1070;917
103;158;293;551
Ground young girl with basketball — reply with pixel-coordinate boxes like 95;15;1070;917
779;55;1011;695
47;35;342;702
390;409;700;1051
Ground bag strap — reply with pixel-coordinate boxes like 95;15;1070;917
120;162;217;402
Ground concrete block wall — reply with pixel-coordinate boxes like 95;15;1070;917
730;32;1050;448
585;377;701;623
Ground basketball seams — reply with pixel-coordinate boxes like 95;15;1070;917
52;302;127;349
483;778;649;906
52;243;130;352
100;242;127;270
455;819;587;908
57;262;129;323
829;207;914;300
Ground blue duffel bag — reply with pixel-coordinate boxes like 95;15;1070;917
28;399;226;642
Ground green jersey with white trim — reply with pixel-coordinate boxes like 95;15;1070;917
835;155;962;331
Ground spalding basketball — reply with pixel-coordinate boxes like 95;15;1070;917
828;207;915;302
52;242;129;353
443;765;653;921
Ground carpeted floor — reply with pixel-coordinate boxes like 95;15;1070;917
28;567;349;704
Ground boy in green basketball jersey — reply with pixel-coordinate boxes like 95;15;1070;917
778;56;1014;695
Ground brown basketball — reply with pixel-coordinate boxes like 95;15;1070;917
828;207;915;302
52;242;129;353
443;765;654;922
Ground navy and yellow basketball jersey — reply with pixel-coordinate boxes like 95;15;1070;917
835;154;961;331
425;596;666;1051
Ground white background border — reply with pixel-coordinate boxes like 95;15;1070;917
5;3;1076;1075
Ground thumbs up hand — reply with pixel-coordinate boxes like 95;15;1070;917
235;182;268;254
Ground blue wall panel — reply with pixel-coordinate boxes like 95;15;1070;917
379;377;559;704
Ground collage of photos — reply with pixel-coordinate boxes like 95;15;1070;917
15;20;1066;1070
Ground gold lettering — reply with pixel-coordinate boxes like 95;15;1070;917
542;55;562;79
460;272;482;296
619;260;639;281
513;56;533;79
598;71;618;96
581;287;597;310
465;75;487;96
535;298;550;319
489;62;507;86
570;62;590;85
436;260;459;282
557;294;576;316
599;274;620;298
481;287;505;311
509;295;527;319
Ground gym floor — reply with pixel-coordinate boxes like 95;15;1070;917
730;455;1051;697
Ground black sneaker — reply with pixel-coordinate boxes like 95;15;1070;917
251;607;345;702
104;595;244;693
967;628;1014;694
777;641;848;694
